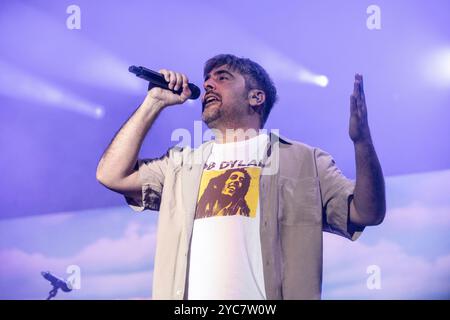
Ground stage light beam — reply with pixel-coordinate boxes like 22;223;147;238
257;49;329;88
0;60;105;119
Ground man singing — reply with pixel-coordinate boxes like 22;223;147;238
96;54;386;299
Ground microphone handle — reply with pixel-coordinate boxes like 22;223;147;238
129;65;200;100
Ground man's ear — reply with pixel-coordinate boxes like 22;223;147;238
248;89;266;109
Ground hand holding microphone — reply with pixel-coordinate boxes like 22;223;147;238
129;65;200;107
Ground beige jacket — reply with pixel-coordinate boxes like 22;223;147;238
125;133;363;300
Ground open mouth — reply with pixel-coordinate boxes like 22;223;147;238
203;94;221;110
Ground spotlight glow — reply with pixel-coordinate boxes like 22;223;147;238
0;2;146;96
315;75;329;87
297;70;329;87
0;60;105;119
423;47;450;88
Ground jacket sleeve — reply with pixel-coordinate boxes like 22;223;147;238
124;148;172;212
314;148;364;240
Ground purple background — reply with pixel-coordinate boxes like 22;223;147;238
1;0;449;218
0;0;449;300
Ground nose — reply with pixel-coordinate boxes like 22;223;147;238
203;77;216;91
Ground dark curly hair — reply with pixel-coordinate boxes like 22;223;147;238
204;54;278;128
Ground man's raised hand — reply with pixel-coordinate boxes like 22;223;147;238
349;73;372;144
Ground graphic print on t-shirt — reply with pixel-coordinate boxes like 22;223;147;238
195;166;261;219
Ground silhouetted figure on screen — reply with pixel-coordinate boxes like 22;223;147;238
41;271;72;300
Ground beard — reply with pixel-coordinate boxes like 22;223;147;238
202;104;222;128
218;192;233;205
201;93;250;129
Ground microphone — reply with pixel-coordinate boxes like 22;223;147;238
128;65;201;100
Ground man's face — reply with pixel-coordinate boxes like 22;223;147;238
202;65;249;128
221;171;245;196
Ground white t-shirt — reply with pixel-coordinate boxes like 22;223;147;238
187;133;269;300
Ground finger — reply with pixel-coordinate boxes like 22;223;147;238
180;74;191;98
174;72;183;91
358;74;365;100
356;74;368;115
181;73;189;88
356;96;364;116
359;97;368;119
181;82;192;99
350;94;358;115
168;70;177;90
353;76;360;98
356;89;364;111
159;69;170;83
